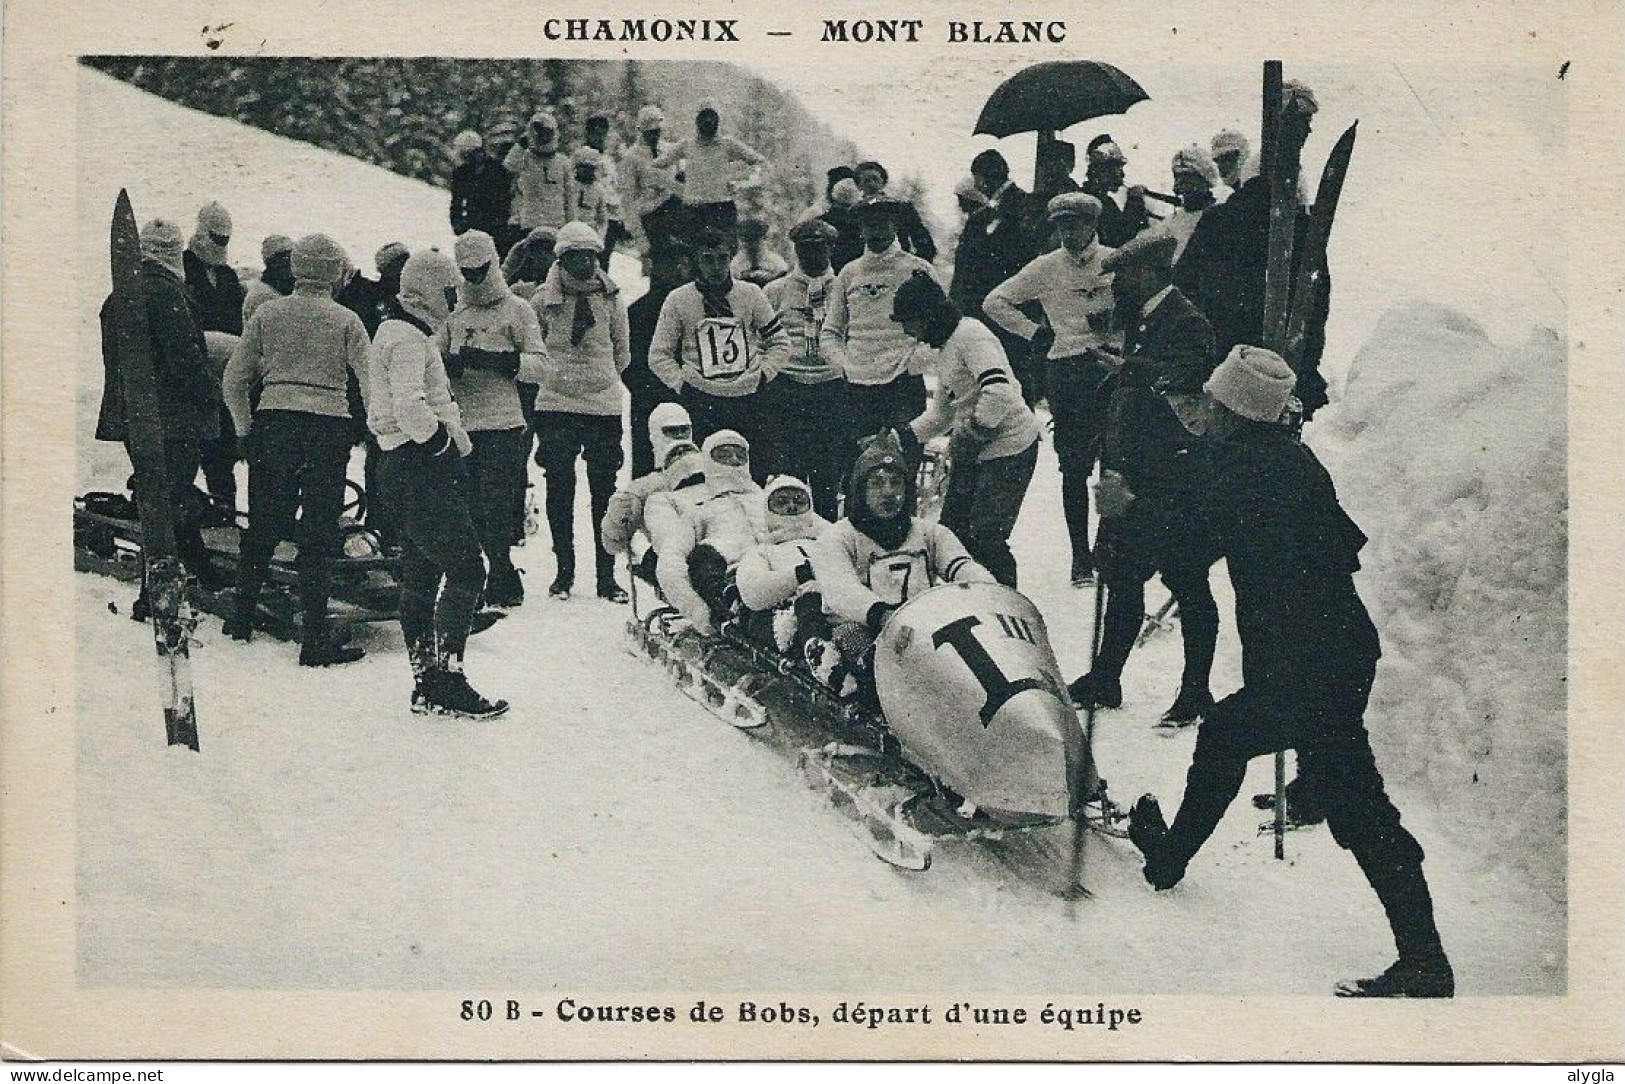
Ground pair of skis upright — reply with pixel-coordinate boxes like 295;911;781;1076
1260;62;1358;852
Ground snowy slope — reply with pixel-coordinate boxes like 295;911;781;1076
73;68;1564;995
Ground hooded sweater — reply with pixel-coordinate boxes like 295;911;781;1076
648;280;789;398
445;240;549;432
622;137;680;218
530;264;630;416
600;404;695;555
735;477;830;612
822;244;939;385
223;282;371;435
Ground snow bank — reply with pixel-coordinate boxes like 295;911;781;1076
1309;302;1566;902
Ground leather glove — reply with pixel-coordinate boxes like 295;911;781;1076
1030;325;1056;357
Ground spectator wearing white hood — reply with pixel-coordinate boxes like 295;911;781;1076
222;233;371;666
183;199;248;517
1155;145;1222;265
444;229;548;608
504;111;574;231
529;222;632;602
369;249;507;720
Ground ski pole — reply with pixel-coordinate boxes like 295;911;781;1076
1274;751;1286;860
1068;553;1109;912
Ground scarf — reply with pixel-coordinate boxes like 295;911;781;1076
697;276;735;319
557;268;610;346
385;298;435;338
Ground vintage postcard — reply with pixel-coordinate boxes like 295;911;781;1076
2;0;1621;1063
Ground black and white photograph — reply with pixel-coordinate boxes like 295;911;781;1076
3;0;1621;1065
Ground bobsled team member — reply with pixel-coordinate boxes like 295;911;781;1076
221;233;370;667
822;199;940;443
444;229;547;609
730;218;789;287
96;216;228;612
1066;231;1222;725
530;222;632;603
566;146;611;239
983;192;1117;588
762;217;846;519
368;249;507;720
648;227;789;467
601;402;693;560
580;111;629;269
735;475;830;653
809;431;994;695
635;439;709;585
890;271;1040;590
1128;346;1453;999
645;430;765;636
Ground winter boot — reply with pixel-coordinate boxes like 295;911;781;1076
298;561;364;667
1159;689;1215;727
408;639;438;715
1334;956;1455;998
1127;794;1187;890
597;577;630;604
485;562;525;609
548;574;572;600
424;654;508;719
1068;671;1123;711
1069;554;1095;588
222;597;256;642
223;554;268;642
1337;856;1454;997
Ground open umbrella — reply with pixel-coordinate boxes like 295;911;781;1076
974;61;1148;138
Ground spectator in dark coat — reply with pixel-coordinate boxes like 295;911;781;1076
966;149;1043;404
1065;232;1221;725
1174;83;1330;419
182;200;246;514
449;130;514;251
624;238;689;478
97;217;226;605
853;160;936;262
821;175;865;273
1081;135;1151;248
1129;344;1453;1000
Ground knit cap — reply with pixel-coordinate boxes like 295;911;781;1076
1171;144;1221;188
1210;128;1250;160
260;234;294;263
375;241;411;275
196;200;233;236
290;232;347;287
555;221;604;255
453;130;483;155
1205;345;1297;422
398;248;461;326
637;105;665;131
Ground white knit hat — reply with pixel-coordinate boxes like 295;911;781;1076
1171;144;1220;188
554;221;604;255
1204;345;1297;422
637;105;665;131
453;130;483;155
260;233;294;263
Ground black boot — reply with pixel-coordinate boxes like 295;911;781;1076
408;638;437;715
224;555;267;642
1337;857;1454;998
1068;671;1123;710
1159;689;1215;727
298;561;364;667
423;654;508;719
1127;794;1186;890
485;561;525;609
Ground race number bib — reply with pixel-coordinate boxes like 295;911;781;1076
694;317;751;379
866;550;929;606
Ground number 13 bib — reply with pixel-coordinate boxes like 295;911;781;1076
694;317;752;379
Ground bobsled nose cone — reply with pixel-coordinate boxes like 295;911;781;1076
972;691;1085;821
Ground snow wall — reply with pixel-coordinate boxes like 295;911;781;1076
1309;302;1567;903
